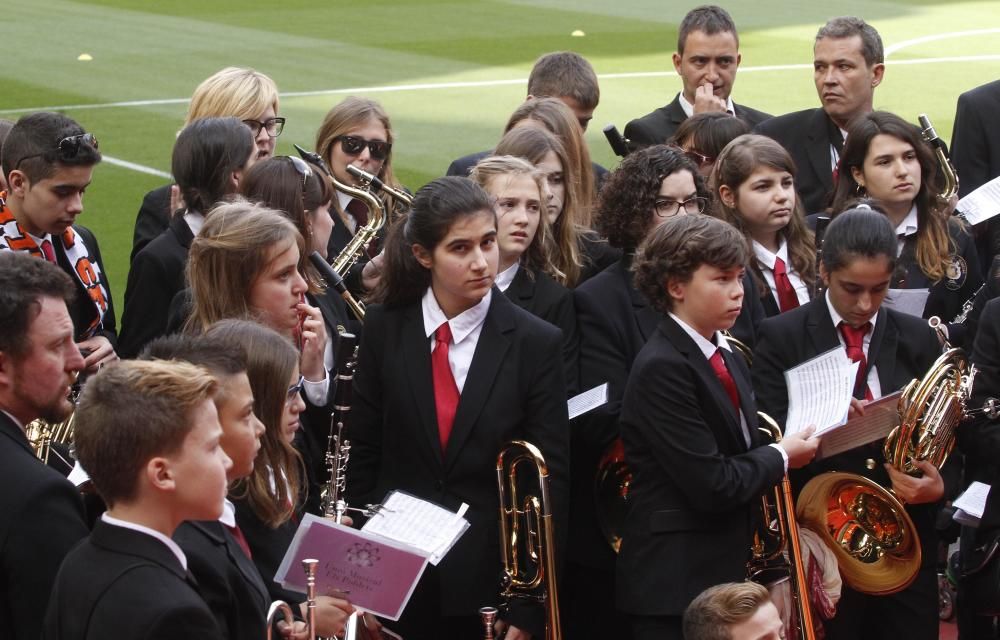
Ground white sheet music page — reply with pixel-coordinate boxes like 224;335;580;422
784;347;857;436
568;383;608;420
883;288;930;318
958;175;1000;225
953;481;992;527
814;390;903;460
361;491;470;566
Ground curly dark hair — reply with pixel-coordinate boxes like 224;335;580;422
596;144;708;251
0;251;76;359
633;214;748;314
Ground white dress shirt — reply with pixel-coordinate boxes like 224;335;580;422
422;287;492;393
495;262;519;293
894;204;919;256
184;209;205;237
753;238;811;308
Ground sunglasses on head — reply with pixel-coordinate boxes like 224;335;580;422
285;155;314;188
13;133;100;172
242;117;285;138
334;135;391;161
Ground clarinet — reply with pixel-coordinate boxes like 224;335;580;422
814;215;831;295
320;332;383;522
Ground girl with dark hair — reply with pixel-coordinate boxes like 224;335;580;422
752;208;943;640
670;111;750;178
469;154;579;394
829;110;982;345
712;134;816;317
349;176;569;639
119;117;256;358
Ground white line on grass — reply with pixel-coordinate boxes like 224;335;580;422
102;155;172;180
885;28;1000;56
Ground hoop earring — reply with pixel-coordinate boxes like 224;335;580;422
855;183;867;198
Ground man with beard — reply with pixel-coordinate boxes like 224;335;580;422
0;251;89;640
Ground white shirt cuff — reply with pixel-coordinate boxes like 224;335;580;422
303;373;330;406
769;443;789;473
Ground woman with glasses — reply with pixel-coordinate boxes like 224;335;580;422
119;117;256;359
132;67;282;259
570;145;765;636
314;96;408;297
205;319;356;639
710;134;816;318
670;112;750;179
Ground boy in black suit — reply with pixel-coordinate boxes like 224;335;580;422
752;208;942;639
142;334;272;640
43;359;232;640
0;112;117;369
616;214;818;640
0;252;89;640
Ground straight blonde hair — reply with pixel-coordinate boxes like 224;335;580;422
186;66;279;124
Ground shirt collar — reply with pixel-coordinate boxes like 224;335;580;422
336;191;353;213
101;512;188;570
668;312;732;360
495;262;519;292
183;209;205;237
752;238;789;271
25;230;53;248
895;204;919;238
824;289;878;333
677;92;736;118
219;498;237;528
422;286;492;345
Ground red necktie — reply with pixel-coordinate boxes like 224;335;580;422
40;238;57;263
709;349;740;415
432;323;460;452
224;523;253;560
772;257;800;313
839;321;874;401
346;198;368;228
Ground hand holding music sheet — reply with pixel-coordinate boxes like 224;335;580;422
783;347;859;436
815;391;903;460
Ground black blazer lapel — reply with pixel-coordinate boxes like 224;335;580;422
805;110;835;194
620;257;660;341
725;349;757;450
504;267;535;307
0;412;35;458
870;308;898;394
665;95;687;128
400;305;444;466
444;294;513;470
169;213;195;250
805;297;842;356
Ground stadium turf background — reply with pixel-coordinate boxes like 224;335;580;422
2;0;999;313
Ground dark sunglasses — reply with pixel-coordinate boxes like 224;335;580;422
243;117;286;138
13;133;100;172
335;135;391;161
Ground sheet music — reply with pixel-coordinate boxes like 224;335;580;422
954;482;992;526
957;175;1000;225
568;383;608;420
883;288;930;318
784;347;857;436
362;491;470;566
815;391;903;460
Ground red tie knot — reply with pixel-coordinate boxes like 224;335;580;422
838;321;871;350
773;256;787;276
435;322;453;345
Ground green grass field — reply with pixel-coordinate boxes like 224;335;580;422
2;0;999;313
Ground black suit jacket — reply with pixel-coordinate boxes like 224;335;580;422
56;225;117;347
446;149;609;191
346;292;569;632
952;79;1000;198
131;184;173;264
616;316;785;616
624;93;771;149
173;519;270;640
751;297;942;567
755;108;839;215
503;267;579;395
118;214;194;359
43;520;222;640
0;412;89;640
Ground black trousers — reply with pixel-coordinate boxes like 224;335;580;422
824;566;938;640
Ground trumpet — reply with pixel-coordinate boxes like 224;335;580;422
489;440;561;640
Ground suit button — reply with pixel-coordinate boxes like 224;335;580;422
865;458;876;470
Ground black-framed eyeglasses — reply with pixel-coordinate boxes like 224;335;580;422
285;375;305;405
242;117;286;138
13;133;100;172
684;149;715;168
334;135;391;161
285;155;313;189
654;196;708;217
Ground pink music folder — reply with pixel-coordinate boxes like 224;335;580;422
275;514;429;620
